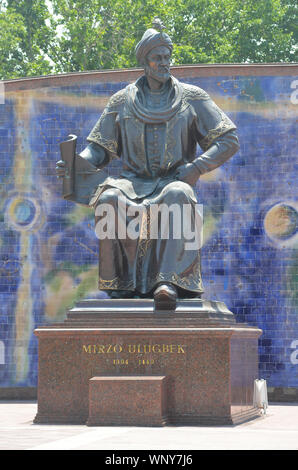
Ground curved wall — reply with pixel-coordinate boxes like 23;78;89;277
0;64;297;395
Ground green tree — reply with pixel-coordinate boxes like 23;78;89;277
170;0;297;64
0;0;53;78
49;0;174;71
0;8;26;79
0;0;297;79
49;0;297;71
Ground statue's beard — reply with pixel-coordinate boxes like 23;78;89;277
144;64;170;84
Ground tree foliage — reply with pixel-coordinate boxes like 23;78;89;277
0;0;297;79
0;0;54;78
0;8;26;79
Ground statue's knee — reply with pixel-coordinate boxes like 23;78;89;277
162;182;192;203
97;188;122;206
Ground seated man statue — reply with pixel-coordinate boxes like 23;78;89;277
56;20;239;309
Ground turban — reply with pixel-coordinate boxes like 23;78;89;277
135;28;173;64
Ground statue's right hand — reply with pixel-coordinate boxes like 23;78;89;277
56;160;67;178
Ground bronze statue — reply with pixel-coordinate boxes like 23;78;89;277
56;20;239;309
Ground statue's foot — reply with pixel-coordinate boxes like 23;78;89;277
153;283;177;310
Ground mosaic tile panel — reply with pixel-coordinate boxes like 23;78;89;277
0;69;297;388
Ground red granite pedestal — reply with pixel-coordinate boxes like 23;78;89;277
34;299;262;426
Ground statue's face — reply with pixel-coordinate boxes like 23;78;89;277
145;45;171;84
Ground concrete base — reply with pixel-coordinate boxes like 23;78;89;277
34;299;262;426
2;401;298;450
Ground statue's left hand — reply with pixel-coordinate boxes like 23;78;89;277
56;159;67;178
175;163;200;186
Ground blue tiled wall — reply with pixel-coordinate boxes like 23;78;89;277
0;70;297;388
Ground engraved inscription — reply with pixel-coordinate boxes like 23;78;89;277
82;343;185;354
82;343;186;366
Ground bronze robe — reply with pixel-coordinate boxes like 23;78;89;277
85;75;238;295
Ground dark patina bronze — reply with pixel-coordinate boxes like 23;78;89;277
56;20;239;308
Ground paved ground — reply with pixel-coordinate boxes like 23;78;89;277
0;401;297;450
